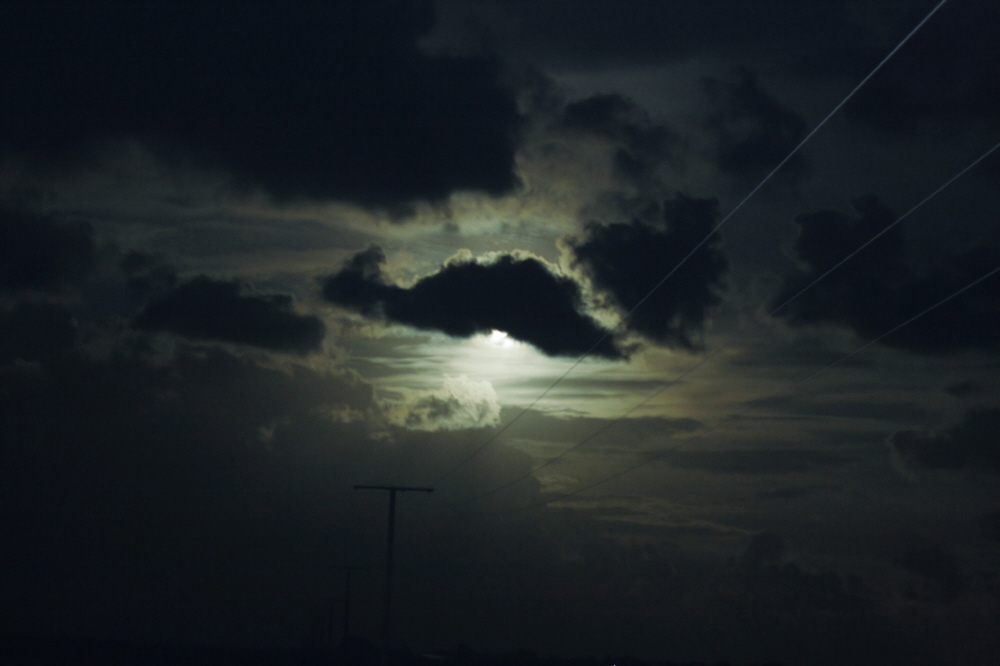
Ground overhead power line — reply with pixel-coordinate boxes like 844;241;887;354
438;140;1000;510
427;0;952;489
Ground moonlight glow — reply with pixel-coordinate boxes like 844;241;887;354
488;329;516;348
2;2;999;663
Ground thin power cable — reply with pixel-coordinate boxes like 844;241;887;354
501;260;1000;515
438;140;1000;510
427;0;951;489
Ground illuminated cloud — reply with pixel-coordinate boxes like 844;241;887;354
386;375;502;431
322;246;624;359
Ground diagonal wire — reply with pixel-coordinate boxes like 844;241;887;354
438;139;1000;510
427;0;952;488
498;260;1000;515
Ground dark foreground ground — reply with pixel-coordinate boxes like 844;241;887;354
2;637;784;666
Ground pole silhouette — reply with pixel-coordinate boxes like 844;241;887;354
355;485;433;666
328;565;365;647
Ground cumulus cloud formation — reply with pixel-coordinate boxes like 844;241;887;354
0;205;95;293
703;70;810;181
322;246;623;358
774;195;1000;354
0;0;520;208
890;408;1000;473
133;276;325;353
570;194;727;349
387;375;501;431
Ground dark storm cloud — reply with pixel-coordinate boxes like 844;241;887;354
133;276;325;353
890;407;1000;473
703;70;810;181
322;246;623;358
0;205;95;293
570;194;727;349
560;93;678;184
774;195;1000;354
0;0;520;207
0;302;76;364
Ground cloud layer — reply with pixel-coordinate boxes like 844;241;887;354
774;195;1000;354
386;375;502;431
133;276;325;353
0;1;521;207
891;408;1000;473
322;247;622;358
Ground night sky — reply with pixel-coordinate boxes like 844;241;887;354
2;1;1000;664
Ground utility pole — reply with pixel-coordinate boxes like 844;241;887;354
355;485;433;666
329;565;365;648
